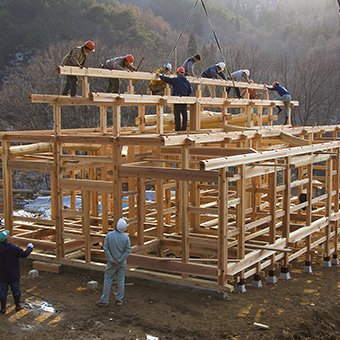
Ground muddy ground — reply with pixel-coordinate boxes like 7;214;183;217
1;257;339;340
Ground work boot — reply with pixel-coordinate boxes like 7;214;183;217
0;298;6;314
14;295;22;312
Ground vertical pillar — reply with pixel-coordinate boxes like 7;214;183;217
2;140;13;233
217;168;228;286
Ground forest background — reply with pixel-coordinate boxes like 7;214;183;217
0;0;339;131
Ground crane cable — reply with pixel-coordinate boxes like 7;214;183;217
200;0;234;84
165;0;200;66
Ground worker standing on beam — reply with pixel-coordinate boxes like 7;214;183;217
102;54;136;93
97;218;131;307
61;40;96;97
0;229;34;314
181;54;201;77
148;63;172;95
265;81;292;125
227;69;251;99
157;67;192;131
200;62;226;97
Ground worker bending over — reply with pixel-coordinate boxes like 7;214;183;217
201;62;226;97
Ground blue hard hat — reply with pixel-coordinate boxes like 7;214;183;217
0;230;9;243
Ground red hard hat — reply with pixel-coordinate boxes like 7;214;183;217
125;54;134;64
84;40;96;51
177;67;185;74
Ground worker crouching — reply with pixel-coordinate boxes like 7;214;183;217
0;229;34;314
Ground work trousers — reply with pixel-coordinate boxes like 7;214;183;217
174;104;188;131
62;75;78;97
99;262;126;303
106;78;120;93
277;93;292;117
0;280;21;302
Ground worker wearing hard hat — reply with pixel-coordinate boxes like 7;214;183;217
0;228;34;314
227;69;251;99
61;40;96;97
97;218;131;307
181;54;201;77
265;81;292;125
200;62;226;97
149;63;172;95
102;54;136;93
158;67;192;131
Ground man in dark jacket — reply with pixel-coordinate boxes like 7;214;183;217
201;62;226;97
0;229;33;314
266;81;292;125
61;40;96;97
158;67;192;131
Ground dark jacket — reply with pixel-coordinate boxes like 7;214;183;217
159;74;192;96
0;241;32;282
201;65;226;80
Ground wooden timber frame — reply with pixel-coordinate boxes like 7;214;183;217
0;66;339;292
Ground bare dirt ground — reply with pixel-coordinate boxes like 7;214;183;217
1;257;339;340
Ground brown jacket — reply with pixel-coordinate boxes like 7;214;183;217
62;46;87;67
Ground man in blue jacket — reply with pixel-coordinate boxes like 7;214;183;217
97;218;131;307
266;81;292;125
201;62;226;97
158;67;192;131
0;229;33;314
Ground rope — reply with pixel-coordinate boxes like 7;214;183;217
200;0;234;83
166;0;200;66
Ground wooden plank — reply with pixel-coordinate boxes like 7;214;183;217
33;261;62;273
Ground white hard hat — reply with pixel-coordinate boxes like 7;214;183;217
244;69;250;77
116;218;127;232
216;62;226;71
164;63;172;72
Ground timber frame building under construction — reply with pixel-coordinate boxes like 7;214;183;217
1;67;339;293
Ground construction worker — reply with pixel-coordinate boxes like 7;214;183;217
149;63;172;95
158;67;192;131
181;54;201;77
61;40;96;97
265;81;292;125
227;69;251;99
97;218;131;307
200;62;226;97
0;229;33;314
241;79;262;99
102;54;136;93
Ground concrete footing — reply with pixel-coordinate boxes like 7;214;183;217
331;254;339;266
236;279;247;293
323;257;332;268
303;261;313;273
267;270;277;284
252;274;263;288
280;267;291;281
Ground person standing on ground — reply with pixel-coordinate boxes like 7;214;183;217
158;67;192;131
97;218;131;307
266;81;292;125
200;62;226;97
228;69;251;99
61;40;96;97
149;63;172;95
0;229;34;314
181;54;201;77
102;54;136;93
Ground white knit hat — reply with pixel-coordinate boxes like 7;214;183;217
244;69;250;77
116;218;127;232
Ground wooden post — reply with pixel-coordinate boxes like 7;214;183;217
112;105;121;136
283;157;291;268
100;106;108;133
137;177;145;246
53;104;61;135
2;140;13;233
83;190;91;263
218;168;228;285
181;144;190;263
